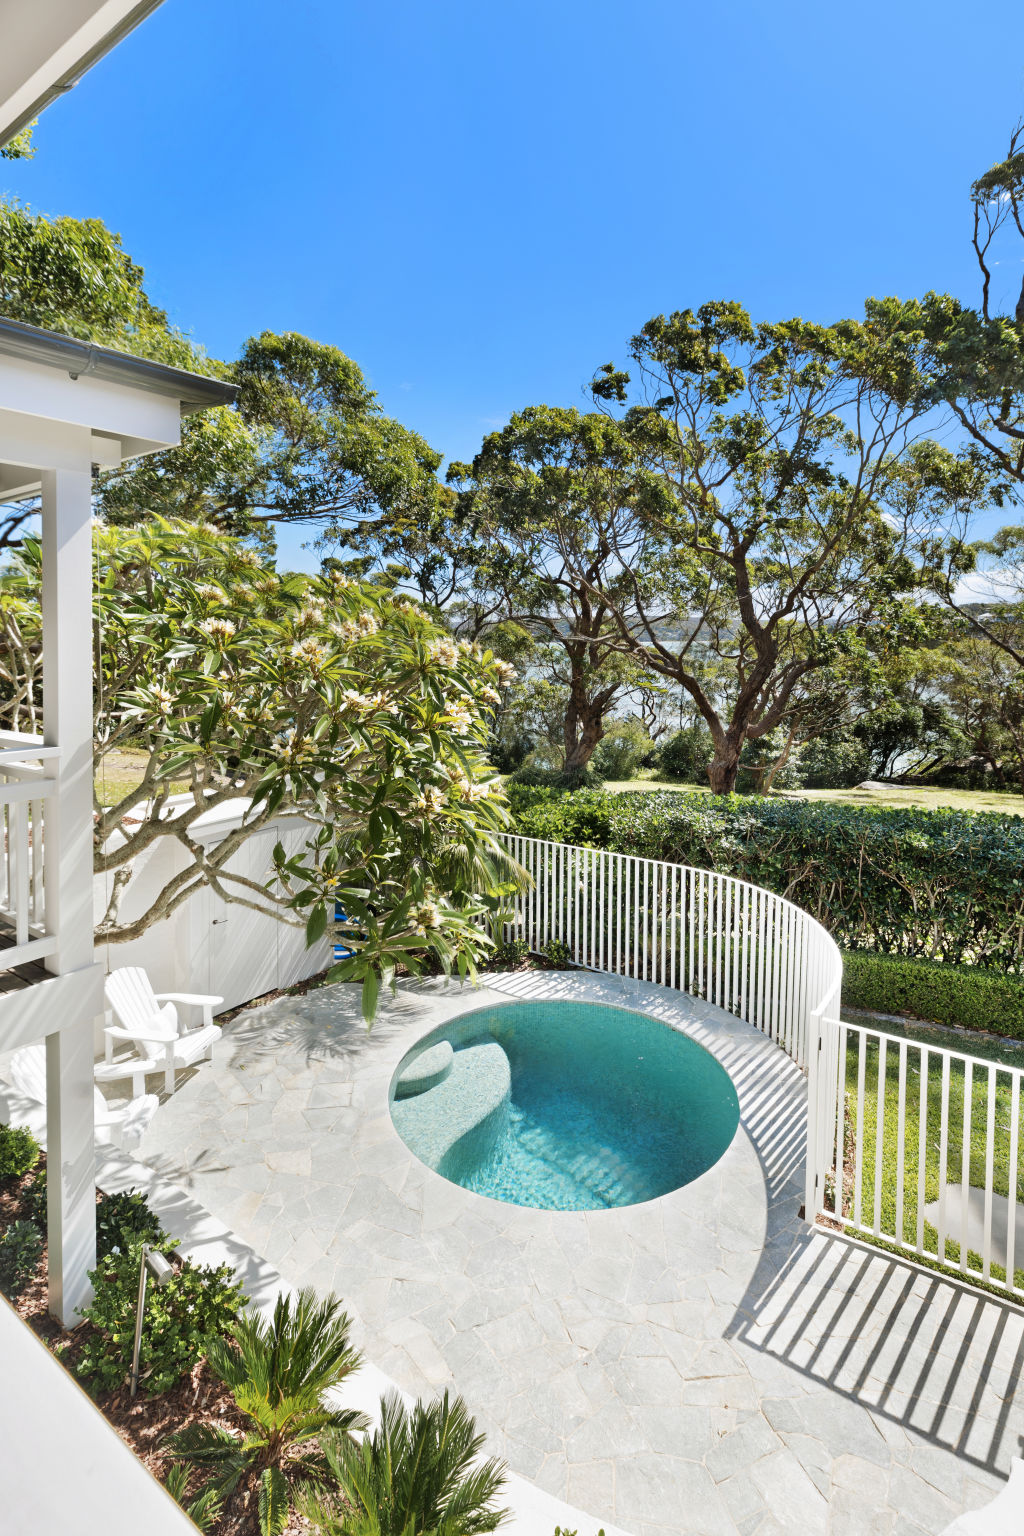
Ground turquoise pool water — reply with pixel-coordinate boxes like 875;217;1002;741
389;1001;740;1211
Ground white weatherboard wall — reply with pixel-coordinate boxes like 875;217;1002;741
95;801;332;1024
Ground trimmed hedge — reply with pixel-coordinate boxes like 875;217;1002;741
840;952;1024;1041
506;786;1024;971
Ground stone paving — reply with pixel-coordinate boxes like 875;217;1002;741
138;970;1024;1536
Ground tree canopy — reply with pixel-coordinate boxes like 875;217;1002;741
0;520;519;1016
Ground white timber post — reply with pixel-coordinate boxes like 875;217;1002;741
41;463;98;1326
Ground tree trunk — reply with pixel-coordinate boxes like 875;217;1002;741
706;747;742;795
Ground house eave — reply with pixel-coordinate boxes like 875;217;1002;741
0;1;167;147
0;317;238;416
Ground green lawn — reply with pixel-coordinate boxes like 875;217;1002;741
841;1030;1024;1290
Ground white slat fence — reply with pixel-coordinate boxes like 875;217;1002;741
500;833;1023;1299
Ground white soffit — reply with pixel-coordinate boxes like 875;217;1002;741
0;0;165;146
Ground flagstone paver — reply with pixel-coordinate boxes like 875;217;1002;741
139;970;1023;1535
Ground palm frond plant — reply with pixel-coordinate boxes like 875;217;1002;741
163;1287;367;1536
303;1389;508;1536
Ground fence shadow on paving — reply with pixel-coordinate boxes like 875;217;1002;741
726;1223;1024;1475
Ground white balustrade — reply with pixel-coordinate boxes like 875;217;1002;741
0;736;60;970
500;833;1022;1299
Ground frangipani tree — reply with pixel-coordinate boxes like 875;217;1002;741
0;519;519;1017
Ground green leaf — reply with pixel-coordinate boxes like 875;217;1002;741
361;968;379;1022
258;1466;291;1536
305;903;329;946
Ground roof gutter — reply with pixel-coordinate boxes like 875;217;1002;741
0;316;238;414
0;1;167;148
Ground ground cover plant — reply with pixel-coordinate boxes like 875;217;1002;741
508;786;1024;971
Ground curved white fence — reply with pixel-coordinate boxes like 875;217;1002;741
500;834;843;1215
501;833;1024;1302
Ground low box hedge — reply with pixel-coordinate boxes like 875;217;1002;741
841;951;1024;1042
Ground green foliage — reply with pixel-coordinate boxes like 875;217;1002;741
96;1188;165;1258
657;726;712;783
0;520;522;1017
0;123;35;160
508;763;604;790
491;937;529;968
22;1166;46;1229
842;951;1024;1040
164;1464;224;1534
797;737;872;789
0;1122;40;1182
165;1287;367;1536
0;199;209;369
0;1220;43;1299
590;719;654;781
305;1389;508;1536
543;939;573;967
507;786;1024;969
76;1245;243;1397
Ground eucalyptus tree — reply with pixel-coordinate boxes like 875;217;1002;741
447;404;671;776
576;301;932;793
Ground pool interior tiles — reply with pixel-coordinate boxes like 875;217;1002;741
389;1000;740;1212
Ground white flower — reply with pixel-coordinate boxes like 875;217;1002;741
429;638;460;667
493;660;518;686
342;688;371;711
480;685;502;706
198;617;237;644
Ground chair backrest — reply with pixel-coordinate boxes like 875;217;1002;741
105;967;163;1029
9;1044;47;1104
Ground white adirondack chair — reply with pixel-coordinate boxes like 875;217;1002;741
100;967;224;1096
9;1044;158;1152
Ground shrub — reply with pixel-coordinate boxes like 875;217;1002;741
165;1288;366;1536
96;1188;165;1258
76;1244;243;1396
0;1123;39;1182
0;1220;43;1299
841;952;1024;1040
507;788;1024;970
508;763;604;791
657;726;711;783
543;939;573;967
590;719;653;781
491;937;529;968
798;738;872;789
304;1390;507;1536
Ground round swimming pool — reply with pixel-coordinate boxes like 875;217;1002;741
389;1000;740;1211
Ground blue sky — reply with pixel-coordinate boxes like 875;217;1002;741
3;0;1024;569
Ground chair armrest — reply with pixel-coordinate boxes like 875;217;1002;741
154;993;224;1008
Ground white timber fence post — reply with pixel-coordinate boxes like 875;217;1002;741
41;464;98;1326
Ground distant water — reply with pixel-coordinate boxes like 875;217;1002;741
391;1001;740;1212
